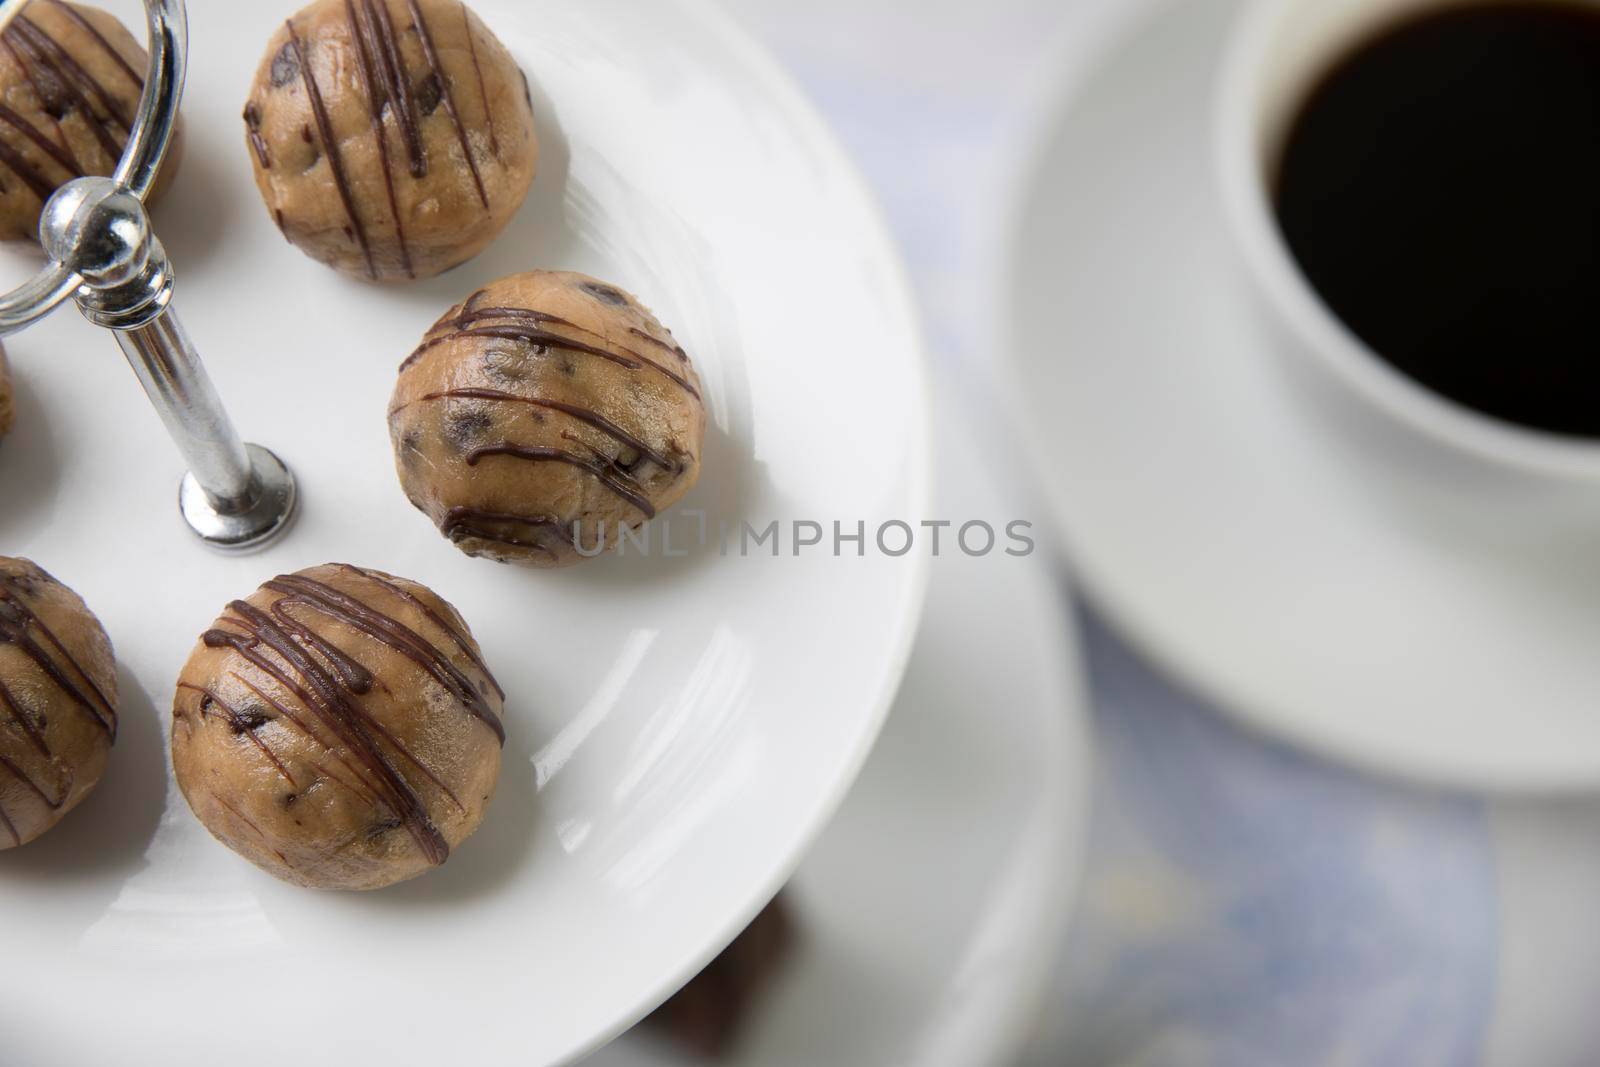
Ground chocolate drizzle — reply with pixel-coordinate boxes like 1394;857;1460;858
346;565;505;701
468;443;658;518
344;0;417;277
213;793;289;866
194;569;503;869
0;6;144;205
0;570;115;740
440;506;573;559
0;678;50;761
0;128;63;201
396;387;683;473
0;566;114;848
0;35;82;174
0;101;82;175
460;3;499;160
407;0;488;208
405;300;702;400
262;573;503;743
205;600;447;865
286;18;377;278
0;750;64;846
177;682;299;788
43;1;141;88
361;0;426;174
230;671;383;805
629;326;692;364
6;13;129;157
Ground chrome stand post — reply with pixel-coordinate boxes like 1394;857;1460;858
0;0;296;552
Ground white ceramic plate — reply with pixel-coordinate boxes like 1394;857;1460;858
0;0;929;1063
583;385;1092;1067
1007;0;1600;789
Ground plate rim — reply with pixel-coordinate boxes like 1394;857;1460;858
585;387;1093;1067
547;0;935;1061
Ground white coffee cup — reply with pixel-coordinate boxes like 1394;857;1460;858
1216;0;1600;482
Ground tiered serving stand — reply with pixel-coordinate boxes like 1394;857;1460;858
0;1;939;1064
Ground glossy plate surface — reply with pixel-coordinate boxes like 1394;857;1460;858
586;386;1093;1067
1008;0;1600;787
0;0;929;1062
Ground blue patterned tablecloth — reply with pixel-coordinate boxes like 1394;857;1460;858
715;0;1600;1063
1032;613;1492;1066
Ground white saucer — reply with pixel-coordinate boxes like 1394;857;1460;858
1007;0;1600;789
0;1;928;1063
582;385;1093;1067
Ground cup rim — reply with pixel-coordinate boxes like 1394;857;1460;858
1215;0;1600;481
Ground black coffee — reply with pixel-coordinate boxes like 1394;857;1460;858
1275;1;1600;437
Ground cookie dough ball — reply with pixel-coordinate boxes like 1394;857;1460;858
0;558;118;850
171;564;504;890
0;345;13;439
389;271;707;567
244;0;538;282
0;3;175;243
